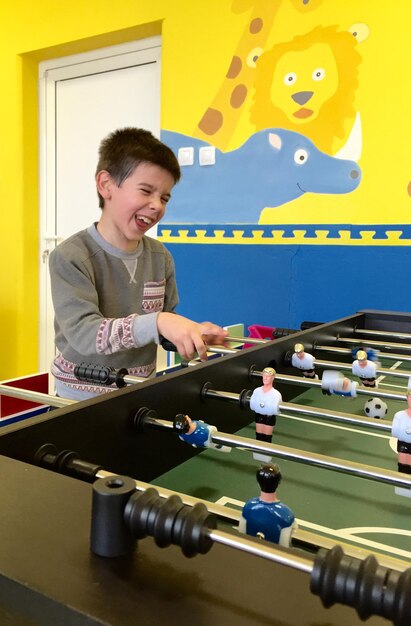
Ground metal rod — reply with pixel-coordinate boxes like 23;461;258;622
202;388;247;403
203;386;391;432
355;328;411;341
225;336;269;345
281;402;392;432
208;527;313;573
203;386;391;431
140;415;176;431
251;369;407;401
0;384;75;407
337;336;411;351
315;344;411;363
136;406;409;489
211;431;411;489
313;358;411;380
207;346;238;355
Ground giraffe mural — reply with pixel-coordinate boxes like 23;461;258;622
194;0;324;151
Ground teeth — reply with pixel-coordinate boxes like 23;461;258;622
137;216;152;225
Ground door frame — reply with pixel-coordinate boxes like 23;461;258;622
38;36;161;374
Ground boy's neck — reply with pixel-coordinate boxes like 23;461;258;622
96;220;141;253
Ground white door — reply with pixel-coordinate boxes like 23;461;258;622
39;38;161;377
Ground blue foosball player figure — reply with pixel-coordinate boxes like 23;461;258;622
175;414;231;453
239;464;296;547
321;370;358;398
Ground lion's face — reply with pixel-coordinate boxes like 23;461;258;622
250;25;365;153
269;43;338;124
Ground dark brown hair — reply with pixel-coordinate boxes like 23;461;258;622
96;127;181;208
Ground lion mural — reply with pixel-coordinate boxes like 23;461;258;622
250;25;368;154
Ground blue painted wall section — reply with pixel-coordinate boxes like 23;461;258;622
165;242;411;329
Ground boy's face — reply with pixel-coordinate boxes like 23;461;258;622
97;162;175;251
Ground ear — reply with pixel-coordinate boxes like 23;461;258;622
96;170;113;200
269;133;282;151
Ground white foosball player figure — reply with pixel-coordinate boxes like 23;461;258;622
250;367;282;462
291;343;317;379
352;349;378;388
321;370;358;398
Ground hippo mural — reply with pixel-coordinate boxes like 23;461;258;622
161;129;361;224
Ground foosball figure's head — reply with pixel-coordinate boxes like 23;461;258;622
294;343;305;359
262;367;276;386
173;414;192;434
256;463;282;494
356;350;368;366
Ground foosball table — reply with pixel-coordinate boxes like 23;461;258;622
0;309;410;626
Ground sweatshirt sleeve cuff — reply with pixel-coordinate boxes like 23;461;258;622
132;313;160;347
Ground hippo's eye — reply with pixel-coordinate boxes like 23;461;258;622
312;68;325;81
284;72;297;86
247;47;263;68
294;149;308;164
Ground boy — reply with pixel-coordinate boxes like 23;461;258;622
49;128;227;400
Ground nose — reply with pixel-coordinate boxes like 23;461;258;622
149;194;164;210
292;91;314;106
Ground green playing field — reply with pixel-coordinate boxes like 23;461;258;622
152;357;411;561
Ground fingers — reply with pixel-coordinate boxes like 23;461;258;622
157;313;226;361
193;335;208;362
198;322;228;346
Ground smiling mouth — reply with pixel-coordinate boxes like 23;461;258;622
293;108;313;119
136;216;154;226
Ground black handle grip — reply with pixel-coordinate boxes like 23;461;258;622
272;327;298;339
311;545;411;625
159;336;178;352
74;363;128;388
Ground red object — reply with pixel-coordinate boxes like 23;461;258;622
1;373;49;419
243;324;276;349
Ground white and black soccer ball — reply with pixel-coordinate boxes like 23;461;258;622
364;397;388;419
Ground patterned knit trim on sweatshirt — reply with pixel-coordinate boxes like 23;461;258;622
96;314;137;354
52;353;155;394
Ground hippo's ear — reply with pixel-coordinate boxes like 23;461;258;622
269;133;282;151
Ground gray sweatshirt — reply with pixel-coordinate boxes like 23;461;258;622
49;224;178;399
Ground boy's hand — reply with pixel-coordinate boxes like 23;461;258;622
157;313;228;361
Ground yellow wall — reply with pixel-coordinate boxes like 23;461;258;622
1;0;410;378
0;0;185;379
1;0;248;379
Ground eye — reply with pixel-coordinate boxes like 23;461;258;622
312;68;325;81
294;149;308;165
283;72;297;86
246;47;263;68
